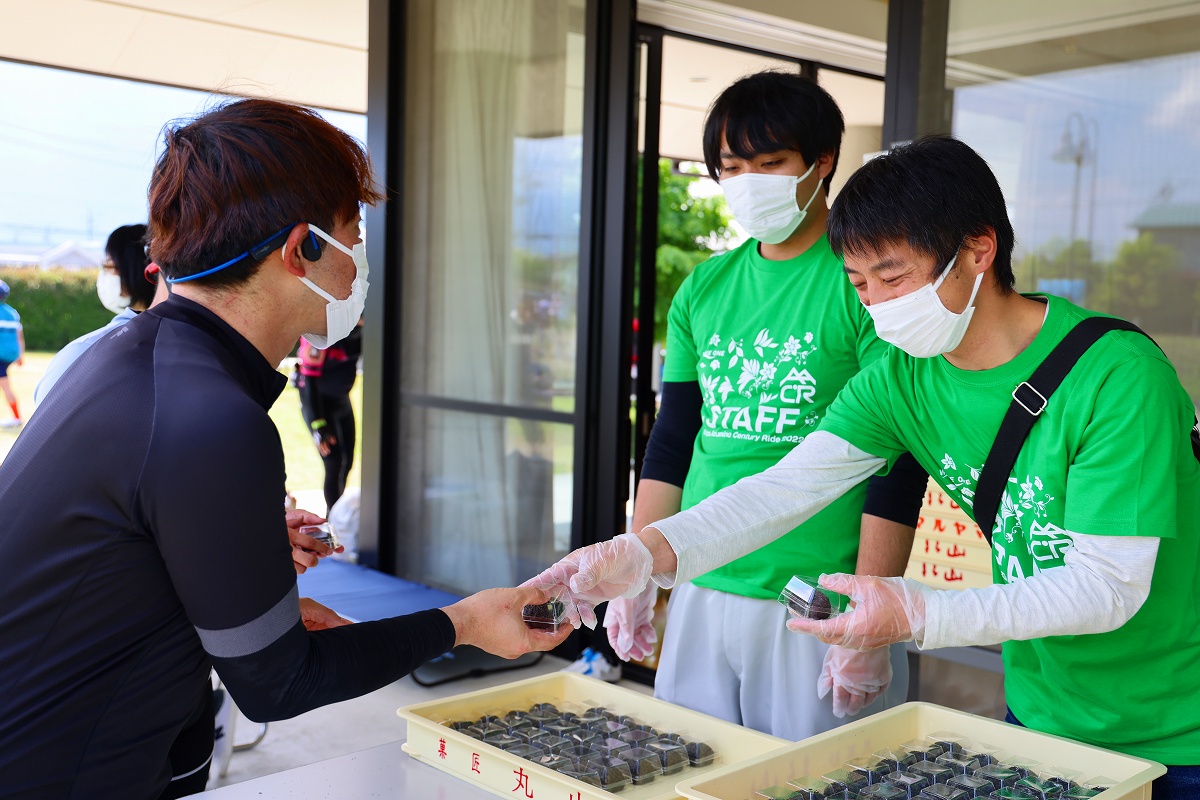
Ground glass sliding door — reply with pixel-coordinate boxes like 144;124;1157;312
943;0;1200;404
398;0;587;593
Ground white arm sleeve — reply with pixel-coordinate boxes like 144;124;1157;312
918;532;1158;649
648;431;886;587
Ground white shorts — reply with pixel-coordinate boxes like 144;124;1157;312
654;581;909;741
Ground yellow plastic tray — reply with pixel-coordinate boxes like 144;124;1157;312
675;702;1165;800
398;671;787;800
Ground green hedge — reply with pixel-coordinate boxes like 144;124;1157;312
0;268;113;352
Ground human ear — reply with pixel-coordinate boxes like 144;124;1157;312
282;225;313;277
963;230;998;277
815;151;836;183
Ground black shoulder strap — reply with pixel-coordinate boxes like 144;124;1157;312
974;316;1200;545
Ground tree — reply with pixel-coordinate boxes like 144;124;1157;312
650;159;733;341
1013;238;1102;308
1093;233;1189;332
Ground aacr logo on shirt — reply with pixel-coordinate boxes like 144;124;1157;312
993;521;1075;582
1028;521;1073;563
697;328;822;443
936;453;1072;583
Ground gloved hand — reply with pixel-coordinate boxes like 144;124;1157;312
787;574;928;650
523;533;654;630
817;645;892;718
604;582;658;661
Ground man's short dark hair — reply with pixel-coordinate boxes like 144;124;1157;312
105;224;155;309
828;135;1016;292
702;71;844;190
148;98;383;286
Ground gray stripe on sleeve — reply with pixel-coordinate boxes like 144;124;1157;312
195;585;300;658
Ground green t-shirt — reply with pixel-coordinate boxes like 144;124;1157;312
663;235;887;600
820;295;1200;763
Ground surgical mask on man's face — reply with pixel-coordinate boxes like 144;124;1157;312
720;159;822;244
297;224;369;349
96;269;130;314
864;249;984;358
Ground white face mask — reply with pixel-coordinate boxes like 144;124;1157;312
96;269;130;314
720;159;822;245
865;250;984;358
298;223;368;349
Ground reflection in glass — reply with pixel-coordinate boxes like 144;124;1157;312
401;0;585;412
399;409;573;593
946;1;1200;402
397;0;585;595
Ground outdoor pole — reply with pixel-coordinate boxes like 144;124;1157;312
1069;147;1081;283
1086;117;1099;254
1084;116;1105;310
1052;111;1087;285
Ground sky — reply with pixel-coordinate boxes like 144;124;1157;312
1;51;1198;264
0;60;365;250
954;49;1200;262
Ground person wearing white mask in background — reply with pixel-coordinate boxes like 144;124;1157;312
0;98;570;799
528;136;1200;800
33;224;170;407
35;227;341;577
544;71;930;740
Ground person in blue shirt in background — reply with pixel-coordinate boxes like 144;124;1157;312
0;279;25;427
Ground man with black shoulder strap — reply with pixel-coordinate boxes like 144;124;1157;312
527;136;1200;799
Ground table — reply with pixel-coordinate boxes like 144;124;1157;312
195;740;494;799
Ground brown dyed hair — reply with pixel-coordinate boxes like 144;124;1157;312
148;98;383;286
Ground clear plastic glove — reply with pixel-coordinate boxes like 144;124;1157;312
787;574;928;650
817;645;892;718
604;582;658;661
522;533;654;630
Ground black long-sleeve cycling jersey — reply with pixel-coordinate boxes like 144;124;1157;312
0;295;454;799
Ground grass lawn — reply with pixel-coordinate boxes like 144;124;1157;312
5;331;1195;500
0;351;361;502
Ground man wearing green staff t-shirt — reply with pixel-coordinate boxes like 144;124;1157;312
529;136;1199;798
548;71;929;741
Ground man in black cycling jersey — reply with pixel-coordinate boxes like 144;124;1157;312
0;98;570;799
